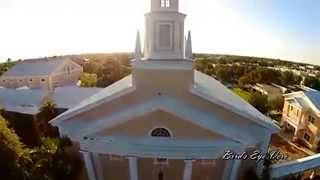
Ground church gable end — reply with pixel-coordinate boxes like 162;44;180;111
94;110;224;140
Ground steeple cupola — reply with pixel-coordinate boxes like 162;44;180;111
139;0;190;60
151;0;179;12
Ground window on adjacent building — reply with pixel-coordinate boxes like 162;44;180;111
41;79;45;82
304;133;311;142
296;109;300;117
309;115;316;124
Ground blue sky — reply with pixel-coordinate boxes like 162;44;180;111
0;0;319;65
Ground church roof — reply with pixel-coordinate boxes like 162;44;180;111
52;86;103;109
1;57;68;77
51;75;135;124
50;70;278;142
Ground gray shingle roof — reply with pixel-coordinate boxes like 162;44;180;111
2;57;67;77
0;88;46;114
52;86;103;109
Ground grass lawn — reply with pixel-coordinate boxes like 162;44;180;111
232;88;251;102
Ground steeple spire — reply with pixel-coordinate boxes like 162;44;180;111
135;30;142;60
185;31;193;60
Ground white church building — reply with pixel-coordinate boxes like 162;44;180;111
50;0;280;179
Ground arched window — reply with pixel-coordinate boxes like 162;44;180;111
150;128;171;137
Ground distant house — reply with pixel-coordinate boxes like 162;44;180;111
0;57;83;90
282;88;320;151
252;83;283;101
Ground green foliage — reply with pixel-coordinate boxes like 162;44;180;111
194;59;215;76
280;71;302;86
194;55;305;87
23;137;81;180
80;73;97;87
232;88;251;102
304;76;320;90
0;116;81;180
0;59;17;76
0;116;26;179
96;58;131;87
249;92;270;114
38;100;59;137
80;53;132;88
268;97;285;112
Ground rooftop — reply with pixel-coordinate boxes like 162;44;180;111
1;57;69;77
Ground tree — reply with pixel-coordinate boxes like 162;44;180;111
304;76;320;90
0;116;25;180
80;73;97;87
38;100;59;137
249;92;269;114
96;59;131;87
239;75;251;86
269;97;285;112
216;66;232;83
281;71;301;86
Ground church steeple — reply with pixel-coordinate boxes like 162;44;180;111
143;0;189;60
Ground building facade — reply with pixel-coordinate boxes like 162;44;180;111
50;0;278;180
0;57;83;90
282;88;320;151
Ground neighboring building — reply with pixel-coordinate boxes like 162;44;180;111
0;57;83;90
50;1;279;180
0;88;49;115
282;88;320;151
0;86;101;146
252;83;283;101
0;86;102;115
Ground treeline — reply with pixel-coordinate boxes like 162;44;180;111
76;53;132;88
0;101;81;180
195;59;302;87
195;54;320;70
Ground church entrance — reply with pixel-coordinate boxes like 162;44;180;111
138;158;184;180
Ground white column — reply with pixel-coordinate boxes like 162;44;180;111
229;160;242;180
183;160;193;180
128;157;138;180
80;151;97;180
222;160;234;180
257;135;272;176
92;153;104;180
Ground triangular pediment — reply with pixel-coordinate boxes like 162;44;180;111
93;110;224;140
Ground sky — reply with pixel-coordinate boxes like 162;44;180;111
0;0;319;65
